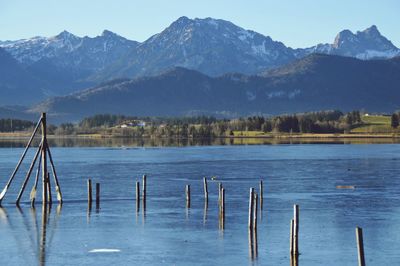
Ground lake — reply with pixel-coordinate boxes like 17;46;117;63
0;141;399;265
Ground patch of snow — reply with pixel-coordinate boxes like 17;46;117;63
251;41;267;55
355;49;400;59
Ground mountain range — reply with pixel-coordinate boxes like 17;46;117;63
30;54;400;123
0;17;400;122
0;17;399;107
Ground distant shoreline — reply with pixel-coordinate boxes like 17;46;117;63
1;132;399;139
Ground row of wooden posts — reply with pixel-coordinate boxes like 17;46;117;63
85;176;366;265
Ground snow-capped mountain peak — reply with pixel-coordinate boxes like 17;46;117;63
0;30;138;72
307;25;400;60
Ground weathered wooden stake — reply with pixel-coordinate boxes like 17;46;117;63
185;185;190;208
252;224;258;258
135;181;140;210
356;227;366;266
142;175;146;199
259;180;263;209
253;192;258;231
142;175;147;211
221;188;225;229
218;183;222;207
47;172;52;204
248;226;254;260
15;142;43;205
95;183;100;208
41;113;48;205
290;219;294;255
87;179;92;204
248;188;255;229
203;177;208;201
293;204;299;256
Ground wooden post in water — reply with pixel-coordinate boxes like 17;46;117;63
47;172;52;204
95;183;100;208
221;188;225;229
41;113;48;205
135;181;140;210
253;192;258;231
259;180;263;209
248;188;254;229
87;179;92;205
293;204;299;256
290;219;294;255
203;177;208;201
356;227;366;266
142;175;147;209
218;183;222;207
185;185;191;208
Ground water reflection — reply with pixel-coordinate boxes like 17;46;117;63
0;136;399;148
0;204;61;266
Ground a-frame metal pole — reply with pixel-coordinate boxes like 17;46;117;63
41;113;48;205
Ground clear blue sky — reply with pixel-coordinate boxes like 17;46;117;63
1;0;399;48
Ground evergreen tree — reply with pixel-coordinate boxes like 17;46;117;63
391;113;399;129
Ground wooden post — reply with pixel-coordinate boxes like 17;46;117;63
136;181;140;201
185;185;190;208
203;177;208;201
290;219;294;255
218;183;222;207
41;113;48;205
253;224;258;258
221;188;225;229
87;179;92;204
142;175;146;211
259;180;263;209
47;172;52;204
293;204;299;255
95;183;100;208
356;227;366;266
248;188;254;229
253;192;258;231
142;175;146;199
248;226;254;260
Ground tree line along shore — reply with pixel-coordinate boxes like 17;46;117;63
1;110;400;139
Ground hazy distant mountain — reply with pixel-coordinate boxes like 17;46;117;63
0;48;47;105
30;54;400;122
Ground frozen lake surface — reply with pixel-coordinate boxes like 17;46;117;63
0;143;400;265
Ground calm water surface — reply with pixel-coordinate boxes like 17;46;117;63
0;142;399;265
